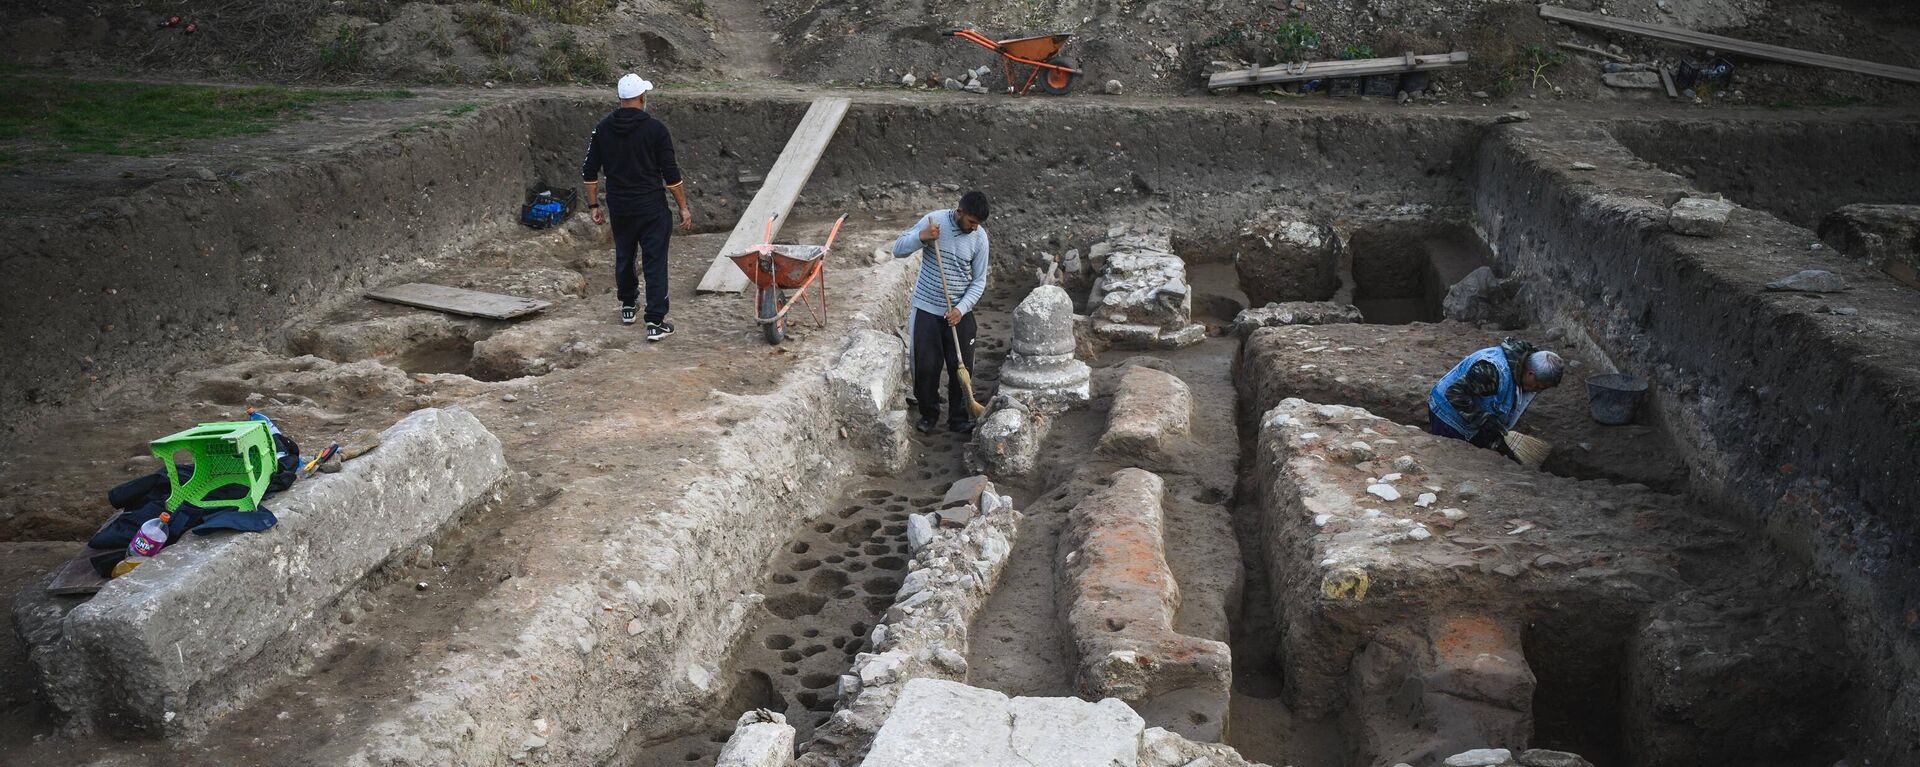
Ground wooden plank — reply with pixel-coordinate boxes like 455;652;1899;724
1208;52;1470;89
46;549;111;596
366;283;550;320
1659;66;1680;98
696;97;852;293
1540;5;1920;84
1557;41;1631;63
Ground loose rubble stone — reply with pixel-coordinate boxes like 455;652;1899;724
1089;224;1205;349
1496;111;1531;123
1668;197;1736;237
1105;79;1125;95
1764;269;1849;293
906;513;935;552
1442;266;1526;328
1098;366;1194;459
825;329;912;472
1819;203;1920;287
1234;207;1341;305
1231;301;1364;335
970;395;1043;480
998;285;1091;411
716;709;795;767
1444;749;1518;767
1602;71;1663;89
1518;749;1593;767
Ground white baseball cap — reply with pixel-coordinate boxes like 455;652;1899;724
617;73;654;99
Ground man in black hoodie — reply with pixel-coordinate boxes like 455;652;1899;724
582;73;693;340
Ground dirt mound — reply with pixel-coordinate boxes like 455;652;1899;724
0;1;719;85
759;0;1920;102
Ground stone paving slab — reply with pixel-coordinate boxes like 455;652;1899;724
862;678;1143;767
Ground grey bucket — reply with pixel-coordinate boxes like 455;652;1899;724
1586;373;1648;425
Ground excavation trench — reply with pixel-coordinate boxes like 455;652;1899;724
4;95;1916;767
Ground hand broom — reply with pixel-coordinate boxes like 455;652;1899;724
1504;430;1552;468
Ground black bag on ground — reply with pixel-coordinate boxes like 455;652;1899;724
519;186;577;229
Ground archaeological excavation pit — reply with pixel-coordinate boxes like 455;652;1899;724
3;88;1917;767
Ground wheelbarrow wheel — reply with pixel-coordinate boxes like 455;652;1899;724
1039;56;1080;95
759;286;785;345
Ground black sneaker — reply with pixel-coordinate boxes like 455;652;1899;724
646;320;675;342
914;417;939;434
948;418;976;434
620;305;637;325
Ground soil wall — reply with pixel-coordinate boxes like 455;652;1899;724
1609;118;1920;230
1;94;1486;442
0;104;530;434
1472;122;1920;765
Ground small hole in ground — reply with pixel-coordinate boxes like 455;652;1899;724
765;593;827;619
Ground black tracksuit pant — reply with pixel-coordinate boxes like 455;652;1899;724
912;308;977;426
612;209;672;323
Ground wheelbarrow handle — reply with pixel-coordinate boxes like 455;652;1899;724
762;213;778;244
822;213;850;252
940;28;965;36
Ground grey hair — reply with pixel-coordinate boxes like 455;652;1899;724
1526;351;1565;386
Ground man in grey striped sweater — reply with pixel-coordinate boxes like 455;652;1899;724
892;191;992;434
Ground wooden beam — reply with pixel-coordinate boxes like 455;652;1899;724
696;97;851;294
1540;4;1920;85
1659;66;1679;98
1207;52;1471;90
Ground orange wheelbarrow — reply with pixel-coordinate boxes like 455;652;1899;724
727;213;848;345
942;28;1083;95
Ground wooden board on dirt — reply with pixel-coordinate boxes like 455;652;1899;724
366;283;550;320
697;97;852;293
1539;5;1920;84
45;549;111;596
1207;52;1471;89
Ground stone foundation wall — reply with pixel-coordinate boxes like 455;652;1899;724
1472;123;1920;764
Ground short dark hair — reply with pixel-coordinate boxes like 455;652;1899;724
959;191;990;221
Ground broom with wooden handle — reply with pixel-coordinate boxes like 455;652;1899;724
931;238;988;420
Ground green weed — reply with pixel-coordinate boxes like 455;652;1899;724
1495;44;1565;96
498;0;601;25
447;102;480;116
0;74;412;159
320;23;364;72
1271;15;1321;63
539;31;608;83
1337;44;1373;60
1199;12;1322;63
